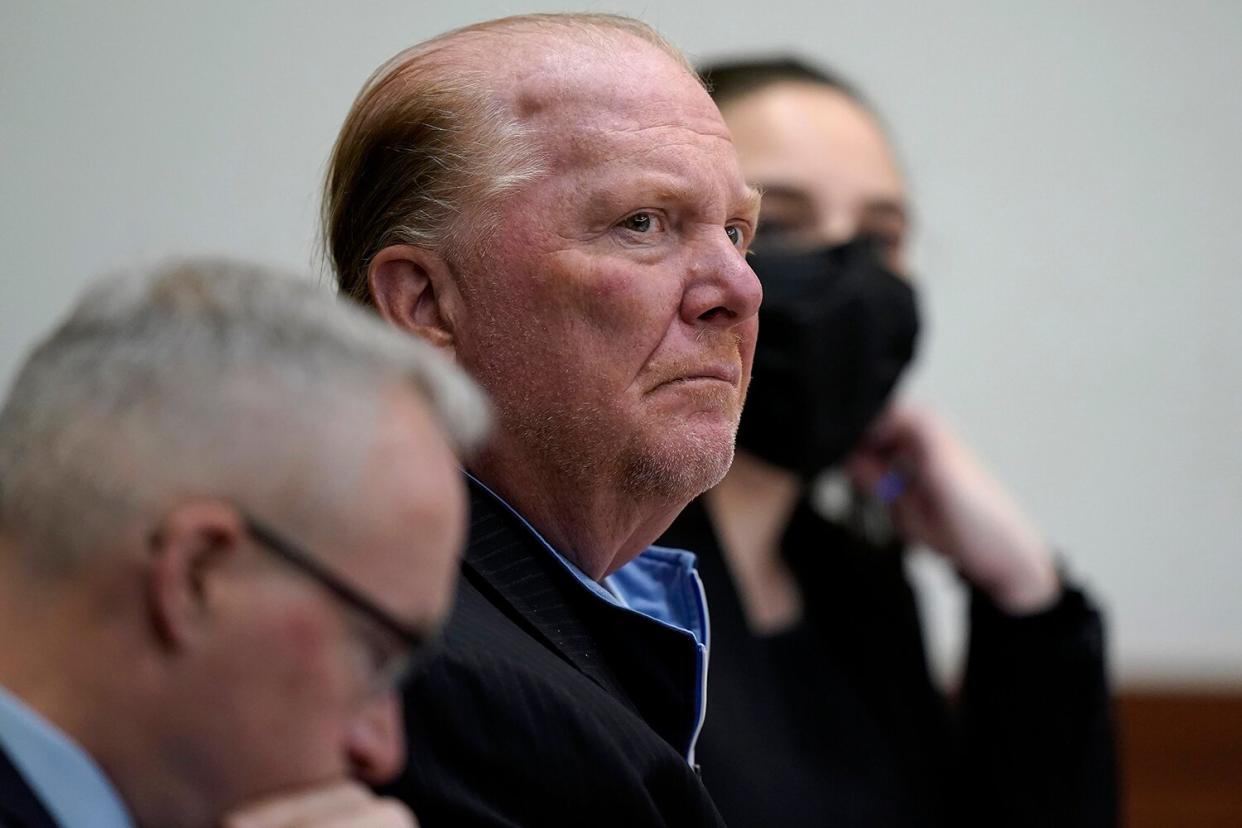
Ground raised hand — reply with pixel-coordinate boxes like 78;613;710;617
846;404;1061;614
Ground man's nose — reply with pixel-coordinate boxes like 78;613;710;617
680;238;763;327
345;690;406;785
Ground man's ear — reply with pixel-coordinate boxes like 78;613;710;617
145;500;246;650
369;245;460;357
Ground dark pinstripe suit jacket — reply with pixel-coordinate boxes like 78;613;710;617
0;745;58;828
380;478;725;827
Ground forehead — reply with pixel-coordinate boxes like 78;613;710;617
333;390;464;626
498;34;744;188
721;82;904;200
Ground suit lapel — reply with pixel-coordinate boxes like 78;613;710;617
0;745;59;828
462;480;637;708
460;477;705;757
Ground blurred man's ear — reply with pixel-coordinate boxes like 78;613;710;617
145;500;246;650
369;245;461;358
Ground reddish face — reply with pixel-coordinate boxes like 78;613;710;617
454;37;762;504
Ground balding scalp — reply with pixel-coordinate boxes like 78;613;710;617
322;13;701;306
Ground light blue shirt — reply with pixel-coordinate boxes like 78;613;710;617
0;683;135;828
466;473;711;765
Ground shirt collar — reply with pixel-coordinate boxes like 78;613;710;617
463;472;707;645
0;683;136;828
464;472;711;764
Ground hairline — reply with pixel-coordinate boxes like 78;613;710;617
322;14;703;306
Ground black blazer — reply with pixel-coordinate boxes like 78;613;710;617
380;478;724;827
0;744;58;828
659;496;1117;828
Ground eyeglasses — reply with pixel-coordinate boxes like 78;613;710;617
242;514;434;692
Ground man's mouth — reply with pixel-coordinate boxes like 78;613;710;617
655;363;740;389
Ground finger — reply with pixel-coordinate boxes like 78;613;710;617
856;414;931;473
311;798;419;828
353;799;419;828
844;446;887;490
856;400;919;446
222;781;372;828
846;441;922;503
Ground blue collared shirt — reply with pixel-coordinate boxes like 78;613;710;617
0;683;135;828
467;473;711;765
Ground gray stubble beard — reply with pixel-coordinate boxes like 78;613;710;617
496;391;741;512
617;418;739;503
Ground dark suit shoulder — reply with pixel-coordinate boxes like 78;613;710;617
0;745;58;828
383;569;724;828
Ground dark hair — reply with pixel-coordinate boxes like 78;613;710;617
699;56;872;113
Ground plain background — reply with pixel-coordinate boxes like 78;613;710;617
3;0;1239;685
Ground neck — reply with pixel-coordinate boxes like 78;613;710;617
0;556;193;828
469;454;689;581
706;450;803;555
704;450;806;633
0;571;107;741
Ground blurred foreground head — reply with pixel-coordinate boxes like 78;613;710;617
0;259;488;827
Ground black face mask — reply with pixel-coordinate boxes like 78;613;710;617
735;237;921;477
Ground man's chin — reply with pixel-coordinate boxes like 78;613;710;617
620;423;738;502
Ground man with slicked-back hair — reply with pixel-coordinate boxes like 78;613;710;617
325;13;763;827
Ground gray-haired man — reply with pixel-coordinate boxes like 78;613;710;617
0;259;488;828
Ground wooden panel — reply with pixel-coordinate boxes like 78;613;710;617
1118;688;1242;828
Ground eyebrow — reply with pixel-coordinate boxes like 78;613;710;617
754;183;814;207
756;184;910;228
738;185;763;218
591;171;763;222
860;199;910;226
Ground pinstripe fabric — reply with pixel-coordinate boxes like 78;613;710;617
381;479;726;827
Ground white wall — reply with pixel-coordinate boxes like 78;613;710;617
3;0;1239;684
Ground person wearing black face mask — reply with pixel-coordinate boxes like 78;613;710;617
658;59;1117;828
737;237;921;478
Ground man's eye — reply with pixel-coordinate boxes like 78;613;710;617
725;225;744;247
619;212;658;233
